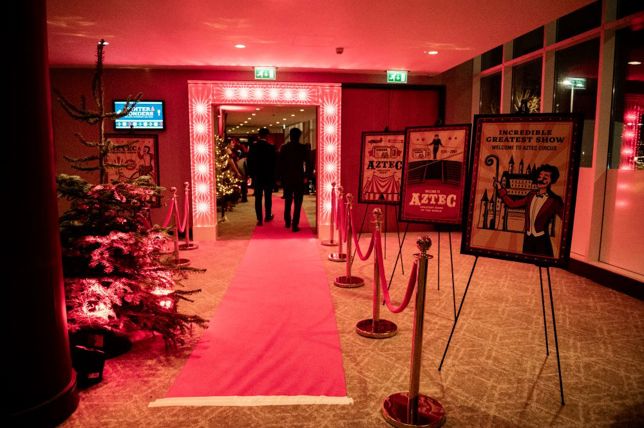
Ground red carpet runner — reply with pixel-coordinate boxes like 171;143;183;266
150;197;352;406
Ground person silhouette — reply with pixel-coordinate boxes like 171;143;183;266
494;164;564;257
279;128;311;232
247;128;276;226
430;134;443;160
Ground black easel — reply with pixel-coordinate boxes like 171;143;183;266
438;259;565;405
385;224;456;319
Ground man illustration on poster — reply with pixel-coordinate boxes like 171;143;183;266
494;164;564;257
135;145;154;178
430;134;443;159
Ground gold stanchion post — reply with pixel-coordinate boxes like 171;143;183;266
321;182;337;246
328;185;347;262
356;208;397;339
179;181;199;251
334;193;365;288
170;187;190;267
382;235;445;428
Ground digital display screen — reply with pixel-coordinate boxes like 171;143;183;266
114;100;165;130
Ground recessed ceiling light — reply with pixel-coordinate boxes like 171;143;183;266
234;44;246;49
247;117;252;120
628;61;642;65
426;50;439;55
255;107;261;111
252;113;256;116
282;118;287;120
300;109;304;112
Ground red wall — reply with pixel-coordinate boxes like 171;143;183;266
50;68;450;227
341;86;443;232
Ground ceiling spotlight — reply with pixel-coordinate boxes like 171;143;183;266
252;113;256;116
628;61;642;65
235;44;246;49
256;107;261;110
300;109;304;112
426;50;439;55
291;114;295;117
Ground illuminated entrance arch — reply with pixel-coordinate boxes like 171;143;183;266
188;80;341;240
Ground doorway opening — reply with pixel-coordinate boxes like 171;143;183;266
216;104;318;239
188;81;341;240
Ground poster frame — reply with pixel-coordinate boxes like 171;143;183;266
398;124;471;225
461;113;583;267
357;130;406;205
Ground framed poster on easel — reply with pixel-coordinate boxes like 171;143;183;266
358;131;405;205
461;114;583;267
399;124;471;224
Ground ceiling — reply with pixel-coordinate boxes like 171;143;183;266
222;105;317;135
47;0;594;75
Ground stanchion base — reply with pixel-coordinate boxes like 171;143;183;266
178;242;199;251
382;392;445;428
321;240;337;246
171;258;191;267
334;275;365;288
328;253;347;262
356;319;397;339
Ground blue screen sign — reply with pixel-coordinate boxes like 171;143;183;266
114;100;164;130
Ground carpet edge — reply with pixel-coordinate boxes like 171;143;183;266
148;395;354;407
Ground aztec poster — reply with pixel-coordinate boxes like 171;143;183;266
358;132;405;204
399;125;470;224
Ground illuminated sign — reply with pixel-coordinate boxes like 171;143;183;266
562;77;586;89
387;70;408;84
254;67;277;80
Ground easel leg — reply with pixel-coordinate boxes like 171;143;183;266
383;204;387;258
439;256;479;371
352;207;369;262
538;267;550;356
387;223;409;292
546;267;565;405
448;230;456;319
437;231;441;291
395;206;404;274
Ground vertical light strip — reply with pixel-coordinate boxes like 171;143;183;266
188;81;341;236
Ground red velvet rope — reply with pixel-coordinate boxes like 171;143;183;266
176;193;189;233
349;207;375;260
375;230;418;313
161;196;175;228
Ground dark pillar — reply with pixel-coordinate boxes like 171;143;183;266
5;0;79;425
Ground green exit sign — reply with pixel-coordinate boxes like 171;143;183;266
254;67;276;80
387;70;408;84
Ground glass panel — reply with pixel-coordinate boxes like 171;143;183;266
481;46;503;70
609;27;644;170
553;38;599;167
600;26;644;275
479;72;501;114
512;27;544;59
556;1;601;42
511;58;542;113
617;0;644;19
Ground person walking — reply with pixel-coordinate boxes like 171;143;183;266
279;128;311;232
247;128;276;225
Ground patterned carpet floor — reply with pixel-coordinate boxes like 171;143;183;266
61;195;644;427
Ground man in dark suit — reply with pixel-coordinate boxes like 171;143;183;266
279;128;311;232
247;128;276;226
494;164;564;257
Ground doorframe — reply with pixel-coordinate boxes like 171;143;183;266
188;80;341;240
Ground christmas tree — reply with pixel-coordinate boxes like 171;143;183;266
55;40;206;351
215;135;242;218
